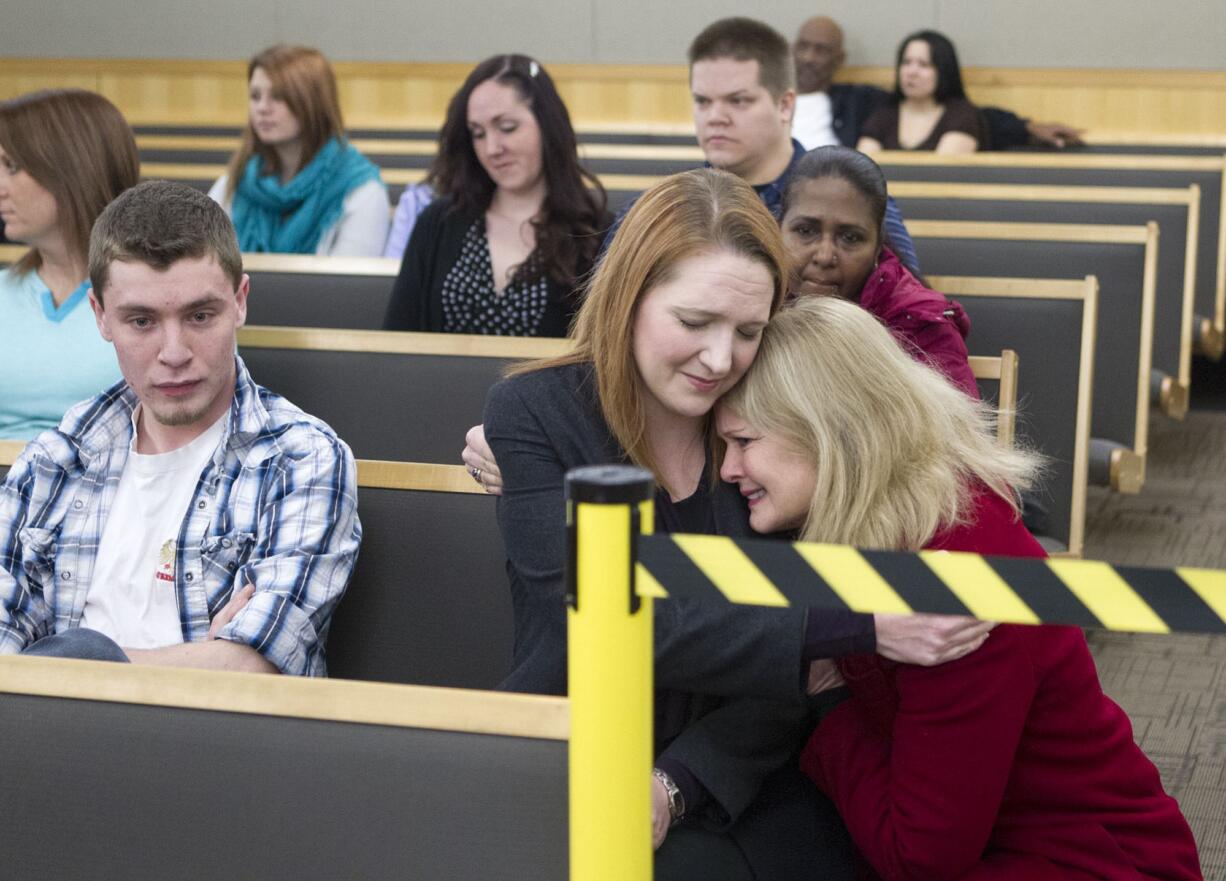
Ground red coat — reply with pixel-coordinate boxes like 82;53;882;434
801;488;1202;881
859;247;979;399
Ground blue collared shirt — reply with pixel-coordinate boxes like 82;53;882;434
0;355;361;676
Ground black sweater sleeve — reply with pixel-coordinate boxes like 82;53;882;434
981;106;1031;151
383;198;448;331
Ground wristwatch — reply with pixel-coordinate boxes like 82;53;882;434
652;767;686;825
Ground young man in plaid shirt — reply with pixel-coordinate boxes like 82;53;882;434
0;181;360;675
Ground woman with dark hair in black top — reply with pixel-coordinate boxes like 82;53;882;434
857;30;983;155
383;54;610;335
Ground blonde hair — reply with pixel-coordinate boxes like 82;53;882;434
513;168;788;493
722;296;1040;550
224;45;345;199
0;89;139;275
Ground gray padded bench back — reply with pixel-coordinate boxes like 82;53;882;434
876;153;1224;353
0;657;567;881
911;220;1153;490
328;463;512;688
933;276;1097;555
236;328;568;462
894;184;1195;411
242;254;399;330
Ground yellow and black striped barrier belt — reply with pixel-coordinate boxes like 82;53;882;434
635;534;1226;635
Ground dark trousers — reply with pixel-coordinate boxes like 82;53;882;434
21;627;131;662
656;768;856;881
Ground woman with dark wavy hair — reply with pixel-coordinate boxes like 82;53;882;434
383;54;609;336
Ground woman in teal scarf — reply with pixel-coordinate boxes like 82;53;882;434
209;45;389;256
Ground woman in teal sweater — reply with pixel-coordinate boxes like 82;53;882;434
0;89;136;439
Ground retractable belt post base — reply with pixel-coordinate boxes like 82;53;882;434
566;465;655;881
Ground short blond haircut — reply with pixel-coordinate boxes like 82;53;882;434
722;297;1040;550
514;168;788;494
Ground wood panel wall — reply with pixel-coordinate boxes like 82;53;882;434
4;58;1226;139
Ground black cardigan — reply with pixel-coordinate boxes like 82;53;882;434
383;197;605;335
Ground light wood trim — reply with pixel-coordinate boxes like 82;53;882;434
969;353;1017;449
1180;188;1201;387
968;355;1003;380
908;220;1151;244
237;324;573;358
136;134;707;163
1067;276;1099;558
1217;165;1226;333
142;161;225;180
137;134;238;151
842;66;1226;90
1079;133;1226;147
926;275;1095;300
128;130;1226;157
11;58;1226;134
0;655;568;740
995;350;1015;448
242;253;400;276
11;56;1226;90
1134;223;1160;460
573;121;695;135
997;351;1019;450
357;460;484;494
890;181;1196;206
0;244;28;264
141;162;669;194
1;58;250;77
1110;447;1146;494
125;130;1226;152
876;152;1226;172
580;142;702;161
0;439;26;467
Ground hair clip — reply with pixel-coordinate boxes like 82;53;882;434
529;60;540;78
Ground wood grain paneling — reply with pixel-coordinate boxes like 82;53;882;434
4;58;1226;136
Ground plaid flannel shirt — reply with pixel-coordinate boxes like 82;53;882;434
0;355;361;676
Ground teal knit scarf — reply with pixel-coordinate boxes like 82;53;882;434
232;137;382;253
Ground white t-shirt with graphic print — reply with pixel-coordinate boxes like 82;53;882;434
80;409;227;649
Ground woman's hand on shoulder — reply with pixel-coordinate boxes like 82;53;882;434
462;423;503;495
874;612;994;666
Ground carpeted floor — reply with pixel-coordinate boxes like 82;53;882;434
1081;358;1226;880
